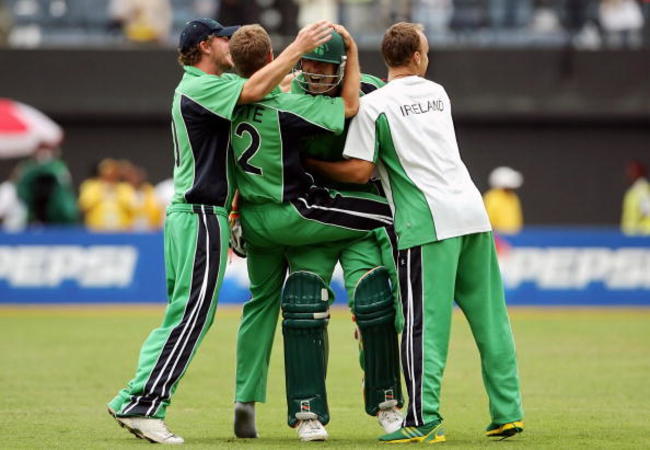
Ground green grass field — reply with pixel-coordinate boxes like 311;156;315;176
1;306;649;449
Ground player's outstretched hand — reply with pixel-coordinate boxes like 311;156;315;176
293;20;333;54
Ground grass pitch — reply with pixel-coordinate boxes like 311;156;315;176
1;306;649;449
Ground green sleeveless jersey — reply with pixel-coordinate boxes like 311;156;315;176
170;66;245;209
231;87;345;205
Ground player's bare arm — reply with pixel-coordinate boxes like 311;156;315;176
279;72;297;93
238;21;333;104
332;24;360;118
305;158;375;184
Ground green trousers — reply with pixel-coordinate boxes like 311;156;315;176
239;186;392;248
108;204;229;419
398;232;523;427
235;188;395;404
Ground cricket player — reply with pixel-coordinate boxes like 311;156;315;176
106;18;335;444
291;45;407;435
227;25;400;441
290;31;403;321
307;22;524;444
232;29;405;440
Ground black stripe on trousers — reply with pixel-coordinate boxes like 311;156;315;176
322;192;392;218
398;246;424;427
122;211;221;416
291;188;393;231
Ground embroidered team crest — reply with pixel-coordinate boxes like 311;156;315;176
300;400;311;412
313;45;327;56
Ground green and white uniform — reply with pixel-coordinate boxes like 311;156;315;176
343;75;523;427
286;73;399;308
234;75;402;417
232;87;394;425
289;74;405;419
231;87;392;239
109;66;244;418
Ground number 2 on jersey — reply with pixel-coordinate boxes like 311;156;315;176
235;123;263;175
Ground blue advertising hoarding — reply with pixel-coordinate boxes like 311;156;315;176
0;228;648;305
0;229;166;303
496;229;650;305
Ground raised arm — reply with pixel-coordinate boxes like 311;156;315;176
332;24;360;118
305;92;378;183
238;21;333;104
279;72;297;93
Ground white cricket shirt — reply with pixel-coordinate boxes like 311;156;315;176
343;76;491;249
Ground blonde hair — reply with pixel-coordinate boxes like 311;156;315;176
177;36;216;66
230;24;272;78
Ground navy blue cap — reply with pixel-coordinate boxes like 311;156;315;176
178;18;240;52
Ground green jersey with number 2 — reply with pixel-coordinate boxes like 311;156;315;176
230;87;345;205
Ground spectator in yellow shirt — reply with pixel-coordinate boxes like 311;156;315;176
483;166;524;234
108;0;172;44
122;162;163;230
621;160;650;235
79;159;136;231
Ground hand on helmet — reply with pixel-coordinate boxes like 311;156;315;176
331;24;354;50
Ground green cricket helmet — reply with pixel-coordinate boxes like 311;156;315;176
294;30;347;94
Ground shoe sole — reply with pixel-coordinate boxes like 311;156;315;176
300;435;328;442
381;427;446;445
107;407;157;444
423;432;446;444
298;427;328;442
486;422;524;440
380;435;446;444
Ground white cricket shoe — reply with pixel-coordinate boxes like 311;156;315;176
377;404;404;434
108;408;184;444
297;419;328;442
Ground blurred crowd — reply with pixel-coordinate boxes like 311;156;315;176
0;0;648;48
621;160;650;235
0;150;169;231
484;163;650;236
484;166;524;235
78;158;165;231
3;152;648;235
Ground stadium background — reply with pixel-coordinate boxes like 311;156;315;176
0;1;649;448
2;47;649;225
2;10;649;304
